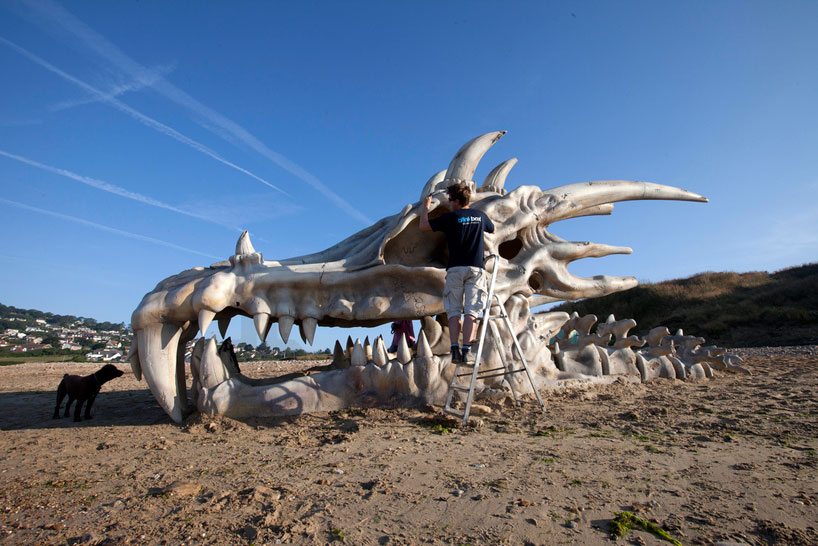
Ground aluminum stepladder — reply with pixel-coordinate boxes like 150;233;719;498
443;254;546;426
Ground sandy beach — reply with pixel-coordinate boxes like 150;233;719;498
1;347;816;545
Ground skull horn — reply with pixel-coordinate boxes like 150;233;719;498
479;158;517;195
541;180;708;212
444;131;506;186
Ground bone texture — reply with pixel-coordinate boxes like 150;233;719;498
130;131;735;423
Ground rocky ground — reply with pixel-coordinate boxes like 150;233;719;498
0;346;816;545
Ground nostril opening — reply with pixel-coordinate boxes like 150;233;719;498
528;273;542;291
498;238;523;260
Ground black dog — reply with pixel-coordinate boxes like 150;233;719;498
53;364;124;422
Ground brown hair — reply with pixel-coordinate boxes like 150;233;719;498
446;182;471;207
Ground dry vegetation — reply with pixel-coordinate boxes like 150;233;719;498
553;263;818;347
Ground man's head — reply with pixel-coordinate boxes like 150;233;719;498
446;182;471;210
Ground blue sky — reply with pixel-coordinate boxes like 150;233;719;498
1;0;816;351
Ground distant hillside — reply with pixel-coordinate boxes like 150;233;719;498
0;303;127;333
551;263;818;347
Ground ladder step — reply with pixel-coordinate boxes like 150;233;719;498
451;385;472;392
476;369;526;380
457;366;506;377
443;407;464;418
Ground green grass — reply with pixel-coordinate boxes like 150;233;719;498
0;355;77;366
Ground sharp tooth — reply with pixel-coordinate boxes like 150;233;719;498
278;315;295;344
137;323;185;423
350;340;367;366
332;340;347;367
373;337;388;367
190;337;206;407
126;343;141;381
300;317;317;345
397;333;412;365
200;337;230;388
416;330;432;359
346;336;354;354
254;313;272;341
364;336;372;361
198;309;216;337
218;316;231;338
190;338;206;382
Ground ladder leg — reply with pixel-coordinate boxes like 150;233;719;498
488;319;521;406
498;307;547;413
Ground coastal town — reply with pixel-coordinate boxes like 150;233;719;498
0;307;132;362
0;303;327;364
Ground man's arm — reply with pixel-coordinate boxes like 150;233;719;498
420;195;433;231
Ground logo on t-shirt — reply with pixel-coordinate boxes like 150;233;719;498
457;216;483;225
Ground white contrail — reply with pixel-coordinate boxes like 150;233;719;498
0;148;241;232
11;0;371;225
0;197;221;259
0;36;288;197
48;63;175;112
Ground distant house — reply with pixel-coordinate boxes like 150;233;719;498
35;319;47;325
60;342;83;351
86;349;122;362
11;343;53;352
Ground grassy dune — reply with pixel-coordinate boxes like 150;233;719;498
552;263;818;347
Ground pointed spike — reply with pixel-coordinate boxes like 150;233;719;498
479;157;517;194
254;313;272;342
346;336;354;351
444;131;506;186
217;316;231;338
420;169;448;202
300;317;317;345
606;314;615;323
333;340;345;362
364;336;373;361
397;333;412;364
351;341;367;367
198;309;216;337
235;230;256;255
278;315;295;344
373;337;388;367
201;337;230;389
416;330;432;359
126;343;141;381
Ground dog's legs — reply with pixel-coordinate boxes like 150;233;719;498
84;394;96;420
64;396;74;418
73;398;85;422
54;380;67;419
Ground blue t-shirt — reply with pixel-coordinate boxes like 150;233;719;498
429;208;495;269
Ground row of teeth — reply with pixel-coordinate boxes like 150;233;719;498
197;309;319;345
333;332;425;367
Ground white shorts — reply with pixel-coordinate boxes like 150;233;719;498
443;266;487;318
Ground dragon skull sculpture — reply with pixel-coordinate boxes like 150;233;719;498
130;131;713;423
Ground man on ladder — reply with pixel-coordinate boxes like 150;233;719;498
420;182;495;363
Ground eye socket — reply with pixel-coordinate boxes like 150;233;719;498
498;238;523;260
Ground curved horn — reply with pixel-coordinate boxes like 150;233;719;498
540;180;708;211
444;131;506;185
419;169;447;201
479;157;517;194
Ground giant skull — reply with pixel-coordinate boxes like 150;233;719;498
130;131;707;422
